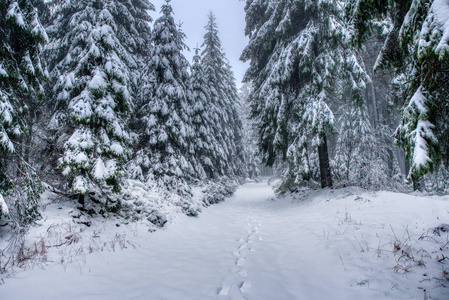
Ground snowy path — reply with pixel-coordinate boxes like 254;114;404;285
2;181;449;299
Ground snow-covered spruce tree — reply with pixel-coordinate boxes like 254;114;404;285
46;0;154;202
189;47;217;178
241;0;370;189
347;0;449;186
201;12;246;178
137;1;198;187
0;0;48;224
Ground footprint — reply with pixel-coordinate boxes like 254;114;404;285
217;286;230;296
237;258;245;267
239;281;252;293
233;250;240;257
239;244;247;250
239;269;248;277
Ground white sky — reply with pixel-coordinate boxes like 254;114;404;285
149;0;249;87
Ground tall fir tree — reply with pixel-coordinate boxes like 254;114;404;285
46;0;154;201
0;0;48;223
201;12;246;178
137;0;198;186
190;47;217;178
241;0;370;189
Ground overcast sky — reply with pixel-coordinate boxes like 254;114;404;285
149;0;249;87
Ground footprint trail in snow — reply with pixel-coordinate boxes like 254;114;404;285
218;212;263;298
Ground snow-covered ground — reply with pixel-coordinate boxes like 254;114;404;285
1;180;449;299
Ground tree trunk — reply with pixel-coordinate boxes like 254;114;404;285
413;178;423;192
404;158;423;191
318;133;333;188
404;157;410;177
78;194;85;207
370;82;379;128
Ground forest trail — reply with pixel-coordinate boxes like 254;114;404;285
0;181;351;299
3;181;449;299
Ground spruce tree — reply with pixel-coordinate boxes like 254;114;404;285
138;0;197;185
0;0;47;222
201;12;246;178
190;47;216;178
241;0;370;188
46;0;154;200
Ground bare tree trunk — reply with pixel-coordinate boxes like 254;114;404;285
318;133;333;188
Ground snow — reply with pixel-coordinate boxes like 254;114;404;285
408;86;428;114
23;52;35;76
405;87;438;174
92;158;107;180
0;64;7;77
432;0;449;58
69;92;94;120
0;129;14;153
66;129;94;150
72;175;89;194
418;0;449;59
110;142;124;156
412;119;435;169
158;130;168;142
88;70;107;90
74;152;89;164
6;2;25;28
0;194;8;215
1;181;448;299
0;98;13;125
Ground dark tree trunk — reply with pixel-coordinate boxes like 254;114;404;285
413;178;423;192
318;133;333;188
404;158;423;191
78;193;85;206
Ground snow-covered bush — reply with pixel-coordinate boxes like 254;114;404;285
201;179;238;206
